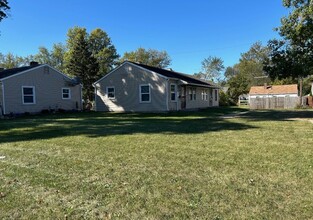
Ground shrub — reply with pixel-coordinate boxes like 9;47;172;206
41;109;50;114
219;90;234;106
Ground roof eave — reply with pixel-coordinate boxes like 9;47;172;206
249;92;298;95
185;83;219;88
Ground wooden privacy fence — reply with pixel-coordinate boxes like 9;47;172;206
250;96;299;109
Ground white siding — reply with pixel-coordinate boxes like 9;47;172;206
0;82;3;114
94;63;168;112
185;86;212;109
168;79;180;111
250;94;298;98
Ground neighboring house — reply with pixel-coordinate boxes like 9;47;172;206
249;84;299;109
93;61;219;112
0;62;82;115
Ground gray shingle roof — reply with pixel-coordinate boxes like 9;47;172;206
0;64;42;80
129;62;217;88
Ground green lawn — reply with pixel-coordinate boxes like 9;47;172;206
1;107;313;219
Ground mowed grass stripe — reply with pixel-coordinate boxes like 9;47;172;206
1;108;313;219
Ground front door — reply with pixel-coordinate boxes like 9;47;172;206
209;89;213;106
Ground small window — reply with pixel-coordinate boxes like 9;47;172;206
193;88;196;100
170;84;177;101
62;88;71;99
202;90;208;101
22;86;35;104
106;87;115;99
140;84;151;103
189;88;196;100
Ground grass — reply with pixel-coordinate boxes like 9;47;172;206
0;107;313;219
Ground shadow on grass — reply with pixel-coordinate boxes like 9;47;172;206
0;107;255;143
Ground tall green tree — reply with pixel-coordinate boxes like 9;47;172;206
227;71;250;102
264;0;313;99
120;47;171;68
34;43;66;72
237;42;270;86
224;66;238;81
226;42;270;102
65;26;119;101
65;27;99;101
0;0;10;22
0;52;28;68
50;43;66;72
34;47;51;65
198;56;224;83
89;28;119;76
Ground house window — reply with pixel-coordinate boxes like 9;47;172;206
189;88;196;100
106;87;115;99
214;89;218;101
170;84;177;101
22;86;35;104
202;90;208;101
140;84;151;103
62;88;71;99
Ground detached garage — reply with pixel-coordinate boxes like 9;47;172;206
249;84;299;109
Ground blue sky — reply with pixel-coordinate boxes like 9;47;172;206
0;0;288;74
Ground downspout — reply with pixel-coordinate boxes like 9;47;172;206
166;79;169;111
176;84;178;111
93;84;97;111
1;82;6;115
80;84;83;110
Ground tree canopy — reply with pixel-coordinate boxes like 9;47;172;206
89;28;119;76
0;52;34;68
119;47;171;68
65;27;99;101
237;42;270;86
33;44;67;72
226;42;271;102
264;0;313;80
0;0;10;22
1;25;119;101
198;56;224;83
63;27;119;101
